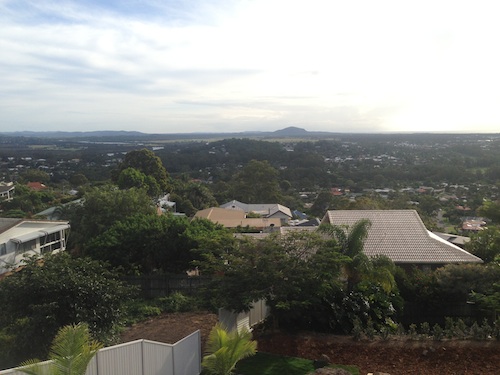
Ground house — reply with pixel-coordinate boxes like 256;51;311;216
220;200;292;225
27;181;47;191
0;182;15;201
0;218;70;275
194;207;281;231
432;232;471;248
321;210;482;271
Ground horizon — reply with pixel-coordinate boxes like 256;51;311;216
2;1;500;134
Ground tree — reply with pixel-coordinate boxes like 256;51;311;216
112;149;170;194
0;253;128;368
229;160;282;203
309;191;333;217
198;231;347;329
465;227;500;263
201;324;257;375
20;169;50;184
478;200;500;224
20;323;102;375
69;173;88;187
85;214;234;275
170;179;218;216
61;185;155;251
319;219;373;289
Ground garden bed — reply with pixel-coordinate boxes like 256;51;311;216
120;312;500;374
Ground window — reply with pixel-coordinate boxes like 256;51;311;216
21;239;37;253
0;243;6;256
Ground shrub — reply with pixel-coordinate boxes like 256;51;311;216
158;292;193;313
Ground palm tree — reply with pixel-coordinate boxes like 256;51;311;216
202;324;257;375
20;323;102;375
319;219;397;293
319;218;372;289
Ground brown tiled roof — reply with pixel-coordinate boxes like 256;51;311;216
322;210;482;264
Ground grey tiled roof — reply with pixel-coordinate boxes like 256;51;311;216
323;210;482;264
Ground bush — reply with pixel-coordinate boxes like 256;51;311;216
158;292;194;313
0;253;128;368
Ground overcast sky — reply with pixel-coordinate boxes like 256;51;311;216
2;0;500;134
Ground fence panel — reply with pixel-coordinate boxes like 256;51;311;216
172;331;201;375
218;299;269;332
0;332;201;375
93;340;143;375
142;341;174;375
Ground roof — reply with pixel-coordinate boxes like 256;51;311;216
0;218;70;244
220;200;292;218
322;210;482;264
27;181;47;191
194;207;246;221
0;184;15;193
194;207;281;229
432;232;471;246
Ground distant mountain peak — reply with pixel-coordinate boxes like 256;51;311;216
273;127;308;135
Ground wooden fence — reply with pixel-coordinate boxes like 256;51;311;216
122;275;210;298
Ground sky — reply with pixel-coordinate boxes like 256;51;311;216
1;0;500;134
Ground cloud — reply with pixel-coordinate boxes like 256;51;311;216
1;0;500;133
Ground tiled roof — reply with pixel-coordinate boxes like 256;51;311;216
322;210;482;264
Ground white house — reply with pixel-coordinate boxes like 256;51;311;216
220;200;292;225
0;182;15;201
0;218;70;275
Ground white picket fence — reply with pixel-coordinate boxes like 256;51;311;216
0;331;201;375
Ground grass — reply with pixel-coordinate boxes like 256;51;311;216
235;352;359;375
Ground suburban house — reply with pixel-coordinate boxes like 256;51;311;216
194;207;281;231
321;210;482;271
26;181;47;191
220;200;293;225
432;231;471;248
0;182;15;201
0;218;70;275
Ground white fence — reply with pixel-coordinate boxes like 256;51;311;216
218;299;269;332
0;331;201;375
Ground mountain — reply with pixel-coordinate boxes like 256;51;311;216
273;126;309;135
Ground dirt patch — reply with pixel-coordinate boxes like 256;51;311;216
119;311;218;350
119;312;500;374
256;332;500;375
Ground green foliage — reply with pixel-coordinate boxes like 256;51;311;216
170;179;218;216
20;323;102;375
20;169;51;184
202;324;257;375
470;281;500;320
228;160;283;203
158;292;194;313
235;352;360;375
112;148;170;194
86;214;234;275
478;200;500;224
199;231;347;327
61;185;155;250
325;281;401;334
465;227;500;263
0;253;128;368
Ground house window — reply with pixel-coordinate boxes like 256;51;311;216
20;239;37;253
0;243;6;256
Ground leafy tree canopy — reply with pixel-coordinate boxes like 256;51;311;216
112;149;170;194
61;185;155;251
85;214;235;275
0;253;128;368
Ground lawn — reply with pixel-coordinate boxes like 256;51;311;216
235;352;359;375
